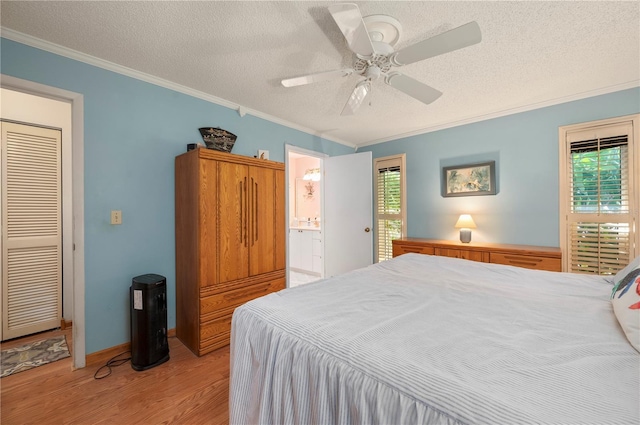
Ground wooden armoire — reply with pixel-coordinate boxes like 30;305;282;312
175;148;286;356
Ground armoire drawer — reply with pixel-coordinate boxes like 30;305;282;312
199;336;231;356
200;278;285;321
199;314;232;353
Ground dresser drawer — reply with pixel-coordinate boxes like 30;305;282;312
435;248;487;262
490;253;561;272
392;238;561;272
201;278;285;320
392;244;435;257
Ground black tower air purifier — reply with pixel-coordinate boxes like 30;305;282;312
130;274;169;371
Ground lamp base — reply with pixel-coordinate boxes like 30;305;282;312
459;229;472;243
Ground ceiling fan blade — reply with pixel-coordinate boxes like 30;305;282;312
390;21;481;66
281;68;354;87
341;81;371;115
328;3;375;57
385;73;442;105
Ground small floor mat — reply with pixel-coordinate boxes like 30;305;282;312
1;335;70;378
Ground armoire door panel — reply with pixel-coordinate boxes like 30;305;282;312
199;159;218;287
274;170;286;271
249;166;276;276
217;162;249;283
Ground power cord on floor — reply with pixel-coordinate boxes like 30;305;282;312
93;351;131;380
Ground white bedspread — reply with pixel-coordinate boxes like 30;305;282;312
230;253;640;424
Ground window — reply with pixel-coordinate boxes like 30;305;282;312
559;115;639;274
374;154;406;262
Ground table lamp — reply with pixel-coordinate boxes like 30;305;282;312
455;214;476;243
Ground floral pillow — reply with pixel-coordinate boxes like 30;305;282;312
611;266;640;353
612;255;640;284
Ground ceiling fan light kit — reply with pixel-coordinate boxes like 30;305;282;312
280;3;482;116
342;81;372;115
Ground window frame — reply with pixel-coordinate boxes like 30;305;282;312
558;114;640;274
374;154;407;263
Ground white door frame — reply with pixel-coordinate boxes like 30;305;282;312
1;74;86;369
284;144;328;286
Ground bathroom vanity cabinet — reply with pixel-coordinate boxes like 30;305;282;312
290;228;322;275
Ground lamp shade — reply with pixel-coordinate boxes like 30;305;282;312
454;214;476;229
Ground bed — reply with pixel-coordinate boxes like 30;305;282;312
230;253;640;424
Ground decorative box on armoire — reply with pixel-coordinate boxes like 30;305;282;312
175;148;286;356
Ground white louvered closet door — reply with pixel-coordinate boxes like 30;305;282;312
1;121;61;340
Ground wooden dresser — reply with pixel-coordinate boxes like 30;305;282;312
175;149;286;356
392;238;562;272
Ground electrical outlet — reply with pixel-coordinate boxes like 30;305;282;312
110;210;122;225
258;150;269;160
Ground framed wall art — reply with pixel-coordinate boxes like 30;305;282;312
442;161;496;197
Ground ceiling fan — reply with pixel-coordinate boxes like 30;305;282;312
281;3;482;115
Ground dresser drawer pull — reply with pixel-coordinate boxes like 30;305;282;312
502;255;541;266
402;247;424;253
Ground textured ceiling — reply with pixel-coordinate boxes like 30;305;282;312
2;1;639;147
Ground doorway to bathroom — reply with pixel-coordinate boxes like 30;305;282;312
286;147;325;288
285;145;374;288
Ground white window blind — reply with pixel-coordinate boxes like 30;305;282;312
561;119;637;275
375;155;405;262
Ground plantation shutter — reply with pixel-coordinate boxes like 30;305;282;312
375;156;405;262
564;121;635;274
1;121;62;340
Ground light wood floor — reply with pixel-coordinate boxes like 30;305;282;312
1;329;229;424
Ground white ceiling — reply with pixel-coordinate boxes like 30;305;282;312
2;1;639;148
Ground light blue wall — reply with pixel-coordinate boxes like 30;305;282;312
4;36;639;354
362;87;640;247
1;38;353;354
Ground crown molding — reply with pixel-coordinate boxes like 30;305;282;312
4;28;637;150
357;80;640;147
1;28;357;149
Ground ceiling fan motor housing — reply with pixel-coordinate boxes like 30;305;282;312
354;16;397;78
354;54;391;77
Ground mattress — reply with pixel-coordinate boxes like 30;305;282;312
230;253;640;424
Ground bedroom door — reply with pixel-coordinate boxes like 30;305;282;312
324;152;373;277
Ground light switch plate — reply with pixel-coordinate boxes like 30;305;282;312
110;210;122;225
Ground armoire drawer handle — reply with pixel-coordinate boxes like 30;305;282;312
225;283;271;301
